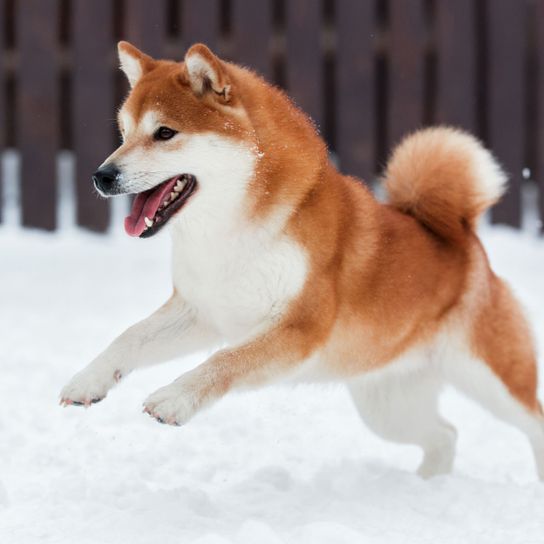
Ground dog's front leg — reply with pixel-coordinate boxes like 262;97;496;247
60;293;217;406
143;321;319;426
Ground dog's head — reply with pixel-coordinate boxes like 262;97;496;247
95;42;257;238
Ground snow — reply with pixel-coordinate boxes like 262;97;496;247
0;224;543;544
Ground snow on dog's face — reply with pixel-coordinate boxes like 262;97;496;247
96;42;257;238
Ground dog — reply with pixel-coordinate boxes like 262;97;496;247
60;41;544;479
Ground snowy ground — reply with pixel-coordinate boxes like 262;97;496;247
1;224;543;544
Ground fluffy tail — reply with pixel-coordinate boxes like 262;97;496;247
383;127;507;243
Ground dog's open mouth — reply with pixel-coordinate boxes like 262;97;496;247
124;174;197;238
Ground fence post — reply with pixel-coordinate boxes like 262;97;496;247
124;0;168;58
435;0;476;133
536;1;544;233
182;0;221;52
487;0;524;227
336;0;374;181
388;0;426;149
73;0;113;232
285;0;323;131
18;0;59;230
0;0;5;223
230;0;272;79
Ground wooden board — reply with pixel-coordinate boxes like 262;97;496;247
487;0;524;227
230;0;272;78
73;0;113;231
182;0;220;52
285;0;322;130
388;0;426;148
336;0;374;180
125;0;167;58
435;0;476;132
0;0;4;223
18;0;58;230
536;0;544;233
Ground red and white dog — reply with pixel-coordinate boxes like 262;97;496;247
61;41;543;479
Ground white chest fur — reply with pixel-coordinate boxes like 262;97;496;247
171;221;307;342
167;133;308;342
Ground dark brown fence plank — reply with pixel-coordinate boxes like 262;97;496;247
435;0;476;132
230;0;272;78
182;0;220;52
125;0;168;58
0;0;4;223
18;0;58;230
536;0;544;233
487;0;524;227
285;0;323;130
336;0;374;180
73;0;113;231
388;0;426;148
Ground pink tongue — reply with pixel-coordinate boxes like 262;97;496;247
124;177;180;237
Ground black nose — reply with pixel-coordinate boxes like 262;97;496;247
92;164;120;194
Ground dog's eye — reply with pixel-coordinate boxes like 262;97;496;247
154;127;177;141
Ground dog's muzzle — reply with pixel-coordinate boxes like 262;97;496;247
92;164;121;196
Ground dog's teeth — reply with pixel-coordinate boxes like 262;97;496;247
162;200;168;207
144;216;153;227
170;192;176;200
174;180;185;192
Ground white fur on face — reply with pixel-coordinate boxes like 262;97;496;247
107;108;258;198
118;110;135;141
140;110;159;135
115;130;257;203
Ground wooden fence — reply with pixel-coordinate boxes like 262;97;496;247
0;0;543;232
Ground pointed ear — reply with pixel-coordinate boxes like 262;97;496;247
118;41;155;88
183;44;232;104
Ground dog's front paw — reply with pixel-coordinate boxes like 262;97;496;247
143;381;200;426
60;366;122;407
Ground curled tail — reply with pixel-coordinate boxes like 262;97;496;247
383;127;507;243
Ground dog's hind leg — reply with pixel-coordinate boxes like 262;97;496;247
446;356;544;480
348;361;457;478
60;292;218;407
444;352;544;480
445;279;544;479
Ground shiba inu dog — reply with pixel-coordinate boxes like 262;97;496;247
60;41;544;479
